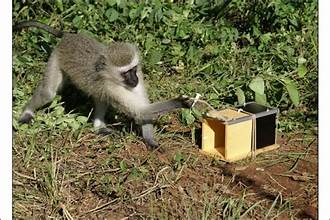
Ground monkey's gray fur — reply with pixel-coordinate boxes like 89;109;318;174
14;20;192;149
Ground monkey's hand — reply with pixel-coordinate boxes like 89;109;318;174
96;127;112;136
177;95;194;108
141;123;164;151
145;138;159;149
18;112;34;124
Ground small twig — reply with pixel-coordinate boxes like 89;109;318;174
60;132;70;148
174;154;192;183
13;179;24;186
174;166;185;183
154;166;171;185
132;184;171;200
287;157;300;173
13;170;37;181
276;173;314;182
81;198;119;215
134;166;173;200
266;173;287;190
60;203;74;220
120;212;137;220
287;138;316;173
136;145;164;167
64;168;120;184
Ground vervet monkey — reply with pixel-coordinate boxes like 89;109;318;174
14;21;192;149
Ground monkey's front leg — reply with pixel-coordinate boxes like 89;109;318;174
93;100;112;135
141;123;159;149
145;95;193;118
139;96;192;150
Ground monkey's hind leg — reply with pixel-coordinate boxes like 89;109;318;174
19;51;64;123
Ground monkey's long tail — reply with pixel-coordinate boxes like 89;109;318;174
13;20;63;37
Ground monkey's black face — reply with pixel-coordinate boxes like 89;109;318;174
121;66;138;87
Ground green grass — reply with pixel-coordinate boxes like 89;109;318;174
13;0;317;219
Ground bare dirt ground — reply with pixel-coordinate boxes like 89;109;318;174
13;125;317;219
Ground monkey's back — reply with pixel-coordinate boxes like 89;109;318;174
56;33;108;96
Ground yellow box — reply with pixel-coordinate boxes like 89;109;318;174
201;109;253;162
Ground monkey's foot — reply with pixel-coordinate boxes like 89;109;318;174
96;127;112;136
18;112;33;124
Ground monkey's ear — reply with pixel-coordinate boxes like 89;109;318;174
94;55;106;72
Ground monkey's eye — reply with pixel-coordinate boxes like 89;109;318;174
121;66;137;77
121;71;128;77
130;66;137;75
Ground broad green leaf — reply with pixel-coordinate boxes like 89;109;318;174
13;119;19;131
120;160;127;172
183;10;190;18
148;50;162;64
249;77;264;95
106;0;117;6
174;152;184;163
72;15;83;28
129;8;138;19
297;57;307;77
298;57;307;64
59;123;68;129
181;109;195;125
161;39;171;44
129;167;139;178
235;88;246;105
141;7;152;21
79;30;95;38
13;88;24;98
55;0;63;12
144;34;155;51
76;116;88;124
282;78;300;107
192;108;202;119
105;8;119;22
19;123;29;131
69;121;80;130
297;64;307;78
255;93;267;105
260;33;272;44
283;45;295;56
54;106;65;115
252;25;261;37
116;0;126;8
55;118;66;125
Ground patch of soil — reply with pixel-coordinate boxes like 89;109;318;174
13;129;318;219
219;134;318;219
